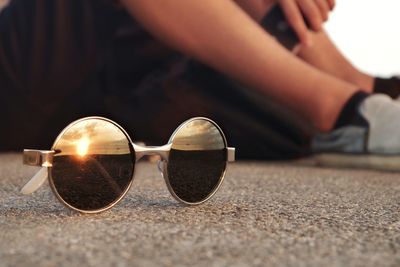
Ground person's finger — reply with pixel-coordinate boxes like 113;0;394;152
279;0;312;46
297;0;323;31
315;0;330;21
327;0;335;10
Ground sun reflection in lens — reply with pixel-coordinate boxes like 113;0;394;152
76;137;90;157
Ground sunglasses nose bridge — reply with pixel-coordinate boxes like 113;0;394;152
133;143;172;162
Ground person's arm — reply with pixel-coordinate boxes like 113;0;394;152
120;0;357;132
279;0;334;47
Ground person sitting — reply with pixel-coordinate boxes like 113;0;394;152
0;0;399;169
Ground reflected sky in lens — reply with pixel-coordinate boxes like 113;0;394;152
171;120;225;151
55;119;130;156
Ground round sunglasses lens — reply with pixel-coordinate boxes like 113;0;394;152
51;118;134;211
167;119;227;204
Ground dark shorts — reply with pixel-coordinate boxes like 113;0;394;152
0;0;311;159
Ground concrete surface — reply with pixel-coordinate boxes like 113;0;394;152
0;153;400;267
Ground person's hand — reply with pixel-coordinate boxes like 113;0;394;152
279;0;335;47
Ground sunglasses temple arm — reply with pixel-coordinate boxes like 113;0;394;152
21;149;55;194
20;167;48;195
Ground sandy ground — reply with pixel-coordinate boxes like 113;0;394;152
1;153;400;267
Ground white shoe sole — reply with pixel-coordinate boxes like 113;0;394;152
314;153;400;172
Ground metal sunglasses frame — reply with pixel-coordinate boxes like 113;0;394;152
22;116;236;213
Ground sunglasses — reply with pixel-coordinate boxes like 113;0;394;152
21;117;235;213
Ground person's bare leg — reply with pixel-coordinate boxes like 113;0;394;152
297;30;374;92
234;1;374;92
121;0;360;132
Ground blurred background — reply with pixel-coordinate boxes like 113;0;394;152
326;0;400;77
0;0;7;9
0;0;398;77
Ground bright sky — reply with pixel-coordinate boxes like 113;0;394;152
325;0;400;77
172;120;225;151
55;119;131;156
